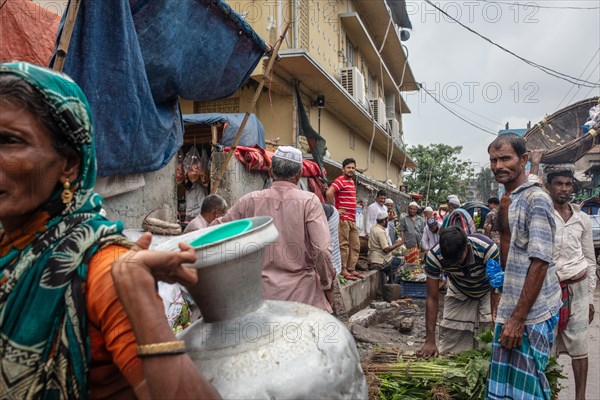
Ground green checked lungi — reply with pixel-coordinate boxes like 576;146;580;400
486;314;558;400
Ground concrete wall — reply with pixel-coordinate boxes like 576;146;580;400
103;156;178;229
251;87;295;146
306;0;344;76
210;152;269;207
339;270;380;316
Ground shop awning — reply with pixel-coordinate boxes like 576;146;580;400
183;113;265;148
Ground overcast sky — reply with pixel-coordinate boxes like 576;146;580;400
401;0;600;171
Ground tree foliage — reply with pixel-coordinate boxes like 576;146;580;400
475;167;497;202
404;144;471;207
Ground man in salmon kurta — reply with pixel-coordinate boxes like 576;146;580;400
213;146;335;312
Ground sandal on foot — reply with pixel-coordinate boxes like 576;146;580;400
342;272;359;281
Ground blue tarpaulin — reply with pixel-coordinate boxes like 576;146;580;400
53;0;266;176
182;113;265;148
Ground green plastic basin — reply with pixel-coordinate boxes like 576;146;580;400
189;219;253;248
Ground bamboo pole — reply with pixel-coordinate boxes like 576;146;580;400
211;22;291;194
52;0;81;72
211;123;219;153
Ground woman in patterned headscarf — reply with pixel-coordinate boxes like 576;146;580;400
0;63;219;399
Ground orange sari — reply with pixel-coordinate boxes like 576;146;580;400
86;245;143;399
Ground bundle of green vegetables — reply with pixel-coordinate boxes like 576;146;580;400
398;265;426;282
373;331;565;399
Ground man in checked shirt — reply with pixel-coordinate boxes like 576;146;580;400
485;133;562;400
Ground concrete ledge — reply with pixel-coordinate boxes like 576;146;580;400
339;270;381;316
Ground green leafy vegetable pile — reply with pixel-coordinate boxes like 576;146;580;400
370;330;565;399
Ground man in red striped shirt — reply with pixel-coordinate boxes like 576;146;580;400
326;158;363;281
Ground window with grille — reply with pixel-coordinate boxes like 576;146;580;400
194;98;240;113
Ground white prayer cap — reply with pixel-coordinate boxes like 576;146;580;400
384;198;394;205
273;146;303;164
424;206;433;212
409;201;419;207
376;210;389;220
447;195;460;206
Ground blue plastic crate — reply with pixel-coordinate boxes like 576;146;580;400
399;280;427;298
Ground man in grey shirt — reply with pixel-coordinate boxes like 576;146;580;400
399;201;425;249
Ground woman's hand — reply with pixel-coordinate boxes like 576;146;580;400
114;232;198;287
112;234;221;399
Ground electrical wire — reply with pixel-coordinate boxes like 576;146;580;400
396;45;409;92
556;49;600;109
479;0;600;10
582;83;600;100
419;83;499;136
564;64;600;106
378;17;393;54
451;101;503;125
423;0;600;88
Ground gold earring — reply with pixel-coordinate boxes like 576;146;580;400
61;178;73;206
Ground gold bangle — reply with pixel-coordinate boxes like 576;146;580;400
137;341;186;358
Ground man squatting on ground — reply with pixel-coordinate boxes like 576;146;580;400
368;210;404;289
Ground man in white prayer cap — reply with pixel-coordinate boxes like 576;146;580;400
368;210;404;287
213;146;336;312
441;194;476;234
399;201;425;250
424;206;434;220
384;198;398;243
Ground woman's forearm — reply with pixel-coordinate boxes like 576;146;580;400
113;258;221;399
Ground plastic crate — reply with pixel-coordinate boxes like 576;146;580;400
399;280;427;298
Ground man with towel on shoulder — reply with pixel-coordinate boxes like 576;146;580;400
530;156;596;400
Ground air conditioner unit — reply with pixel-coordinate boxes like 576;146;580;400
341;67;366;105
387;117;400;140
369;98;386;125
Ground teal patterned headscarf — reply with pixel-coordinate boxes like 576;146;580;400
0;62;125;399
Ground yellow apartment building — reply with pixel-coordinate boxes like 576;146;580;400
180;0;418;197
31;0;420;225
